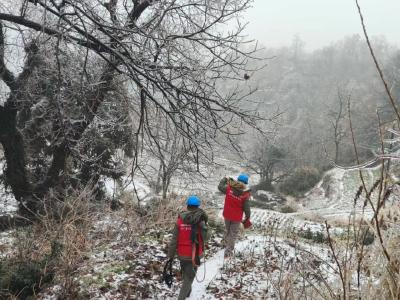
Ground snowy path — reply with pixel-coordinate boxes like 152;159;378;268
188;250;224;299
184;234;334;300
188;236;264;300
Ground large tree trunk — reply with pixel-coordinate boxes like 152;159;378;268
334;140;340;164
162;173;168;199
155;162;163;193
0;106;33;211
0;64;115;222
0;3;153;225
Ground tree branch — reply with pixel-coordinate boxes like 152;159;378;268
0;22;15;89
0;13;110;54
355;0;400;123
129;0;152;23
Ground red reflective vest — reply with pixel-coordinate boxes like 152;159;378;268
177;217;203;259
223;185;250;222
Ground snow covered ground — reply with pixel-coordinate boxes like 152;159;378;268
103;176;153;204
0;184;17;215
250;208;344;236
300;167;380;220
0;156;394;299
38;225;336;300
188;235;336;299
0;162;18;215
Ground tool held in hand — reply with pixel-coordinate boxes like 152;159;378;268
162;259;174;288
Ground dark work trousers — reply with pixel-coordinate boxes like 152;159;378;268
178;260;197;300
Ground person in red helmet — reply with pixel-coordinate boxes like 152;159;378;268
168;195;208;300
218;173;251;258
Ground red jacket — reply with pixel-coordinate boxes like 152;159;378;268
177;217;204;259
223;185;250;222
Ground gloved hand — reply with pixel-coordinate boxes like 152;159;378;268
242;218;252;229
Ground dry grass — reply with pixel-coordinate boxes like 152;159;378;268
3;179;397;299
300;211;325;223
312;206;400;299
2;185;99;298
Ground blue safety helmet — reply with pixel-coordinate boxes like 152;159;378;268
186;195;201;207
237;173;249;184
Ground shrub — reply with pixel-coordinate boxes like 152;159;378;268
361;227;375;246
337;227;375;246
207;216;225;235
0;186;97;299
280;205;296;213
248;200;274;210
279;166;322;196
251;180;274;193
298;228;327;244
0;260;45;299
0;241;61;299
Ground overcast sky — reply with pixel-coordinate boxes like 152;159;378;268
242;0;400;50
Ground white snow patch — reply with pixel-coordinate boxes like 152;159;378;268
186;234;335;299
103;176;152;203
188;250;224;300
0;162;18;214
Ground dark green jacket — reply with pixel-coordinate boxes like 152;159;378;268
168;208;209;260
218;177;251;220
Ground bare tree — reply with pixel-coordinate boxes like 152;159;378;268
143;117;194;199
327;88;348;164
248;132;289;190
0;0;263;219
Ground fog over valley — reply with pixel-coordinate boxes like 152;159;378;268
0;1;399;299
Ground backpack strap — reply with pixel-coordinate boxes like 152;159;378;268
191;223;200;266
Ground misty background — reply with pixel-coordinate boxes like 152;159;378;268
222;0;400;194
242;0;400;50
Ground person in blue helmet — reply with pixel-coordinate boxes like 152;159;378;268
218;173;251;258
168;195;208;300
